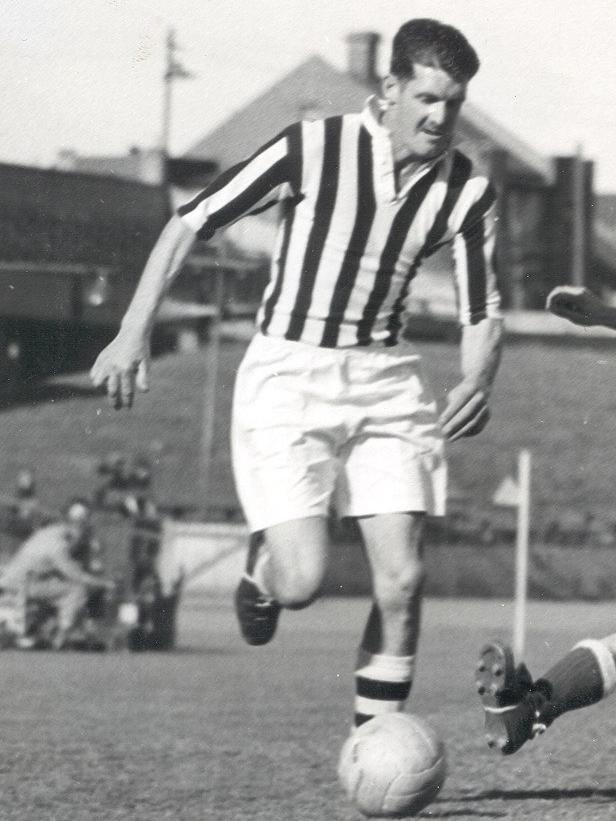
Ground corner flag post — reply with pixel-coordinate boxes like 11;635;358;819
513;449;532;660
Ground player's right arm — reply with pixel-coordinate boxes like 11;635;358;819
546;285;616;329
90;215;197;409
90;124;300;410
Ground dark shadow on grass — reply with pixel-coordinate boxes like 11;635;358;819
451;787;616;801
418;811;505;819
158;645;236;657
419;786;616;818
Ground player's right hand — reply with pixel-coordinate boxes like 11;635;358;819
90;331;150;410
546;285;605;327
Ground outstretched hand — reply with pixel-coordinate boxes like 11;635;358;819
90;331;150;410
439;380;490;442
546;286;606;327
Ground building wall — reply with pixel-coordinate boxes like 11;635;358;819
0;163;168;274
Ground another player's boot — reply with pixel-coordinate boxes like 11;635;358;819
475;641;548;755
234;532;280;646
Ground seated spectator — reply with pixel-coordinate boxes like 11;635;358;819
0;498;114;648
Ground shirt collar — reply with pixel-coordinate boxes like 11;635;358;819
360;95;390;139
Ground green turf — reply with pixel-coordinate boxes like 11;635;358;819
1;597;616;820
1;332;616;529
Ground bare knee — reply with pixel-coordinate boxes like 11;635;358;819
273;562;325;608
360;513;426;612
263;517;328;608
373;555;426;612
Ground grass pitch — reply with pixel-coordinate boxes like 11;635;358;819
1;596;616;820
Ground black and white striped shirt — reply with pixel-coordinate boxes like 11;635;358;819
179;97;502;348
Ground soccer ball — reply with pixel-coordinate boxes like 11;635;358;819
338;713;447;818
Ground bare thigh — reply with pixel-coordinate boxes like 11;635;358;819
359;512;426;588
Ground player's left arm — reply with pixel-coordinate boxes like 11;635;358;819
441;185;504;442
440;317;503;441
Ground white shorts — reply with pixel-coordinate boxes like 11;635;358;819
231;334;447;532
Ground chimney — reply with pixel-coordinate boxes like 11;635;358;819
346;32;380;86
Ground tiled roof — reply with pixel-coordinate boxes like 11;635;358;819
187;56;376;167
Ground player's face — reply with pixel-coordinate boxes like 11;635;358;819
383;63;466;161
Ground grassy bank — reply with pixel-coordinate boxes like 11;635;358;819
1;332;615;526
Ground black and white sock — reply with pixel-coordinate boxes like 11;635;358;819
535;639;616;724
354;651;414;727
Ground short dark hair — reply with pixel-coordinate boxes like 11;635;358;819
390;19;479;83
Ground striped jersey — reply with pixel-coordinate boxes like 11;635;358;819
178;96;502;348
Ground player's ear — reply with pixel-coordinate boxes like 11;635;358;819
381;74;400;108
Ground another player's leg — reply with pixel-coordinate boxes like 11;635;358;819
235;516;329;646
353;512;425;726
476;640;538;754
533;637;616;724
477;637;616;754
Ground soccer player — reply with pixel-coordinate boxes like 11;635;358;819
0;498;115;649
477;285;616;754
91;19;503;727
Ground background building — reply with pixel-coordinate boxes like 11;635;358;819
186;32;616;314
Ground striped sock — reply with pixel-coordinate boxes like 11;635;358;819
354;652;414;727
535;639;616;724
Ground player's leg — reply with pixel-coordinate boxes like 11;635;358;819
255;516;329;607
337;342;445;726
477;636;616;754
235;516;330;645
353;511;425;726
231;334;342;646
533;637;616;724
476;640;538;754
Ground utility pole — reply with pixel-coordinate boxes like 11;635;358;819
161;28;194;158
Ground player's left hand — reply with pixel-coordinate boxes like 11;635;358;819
439;380;490;442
